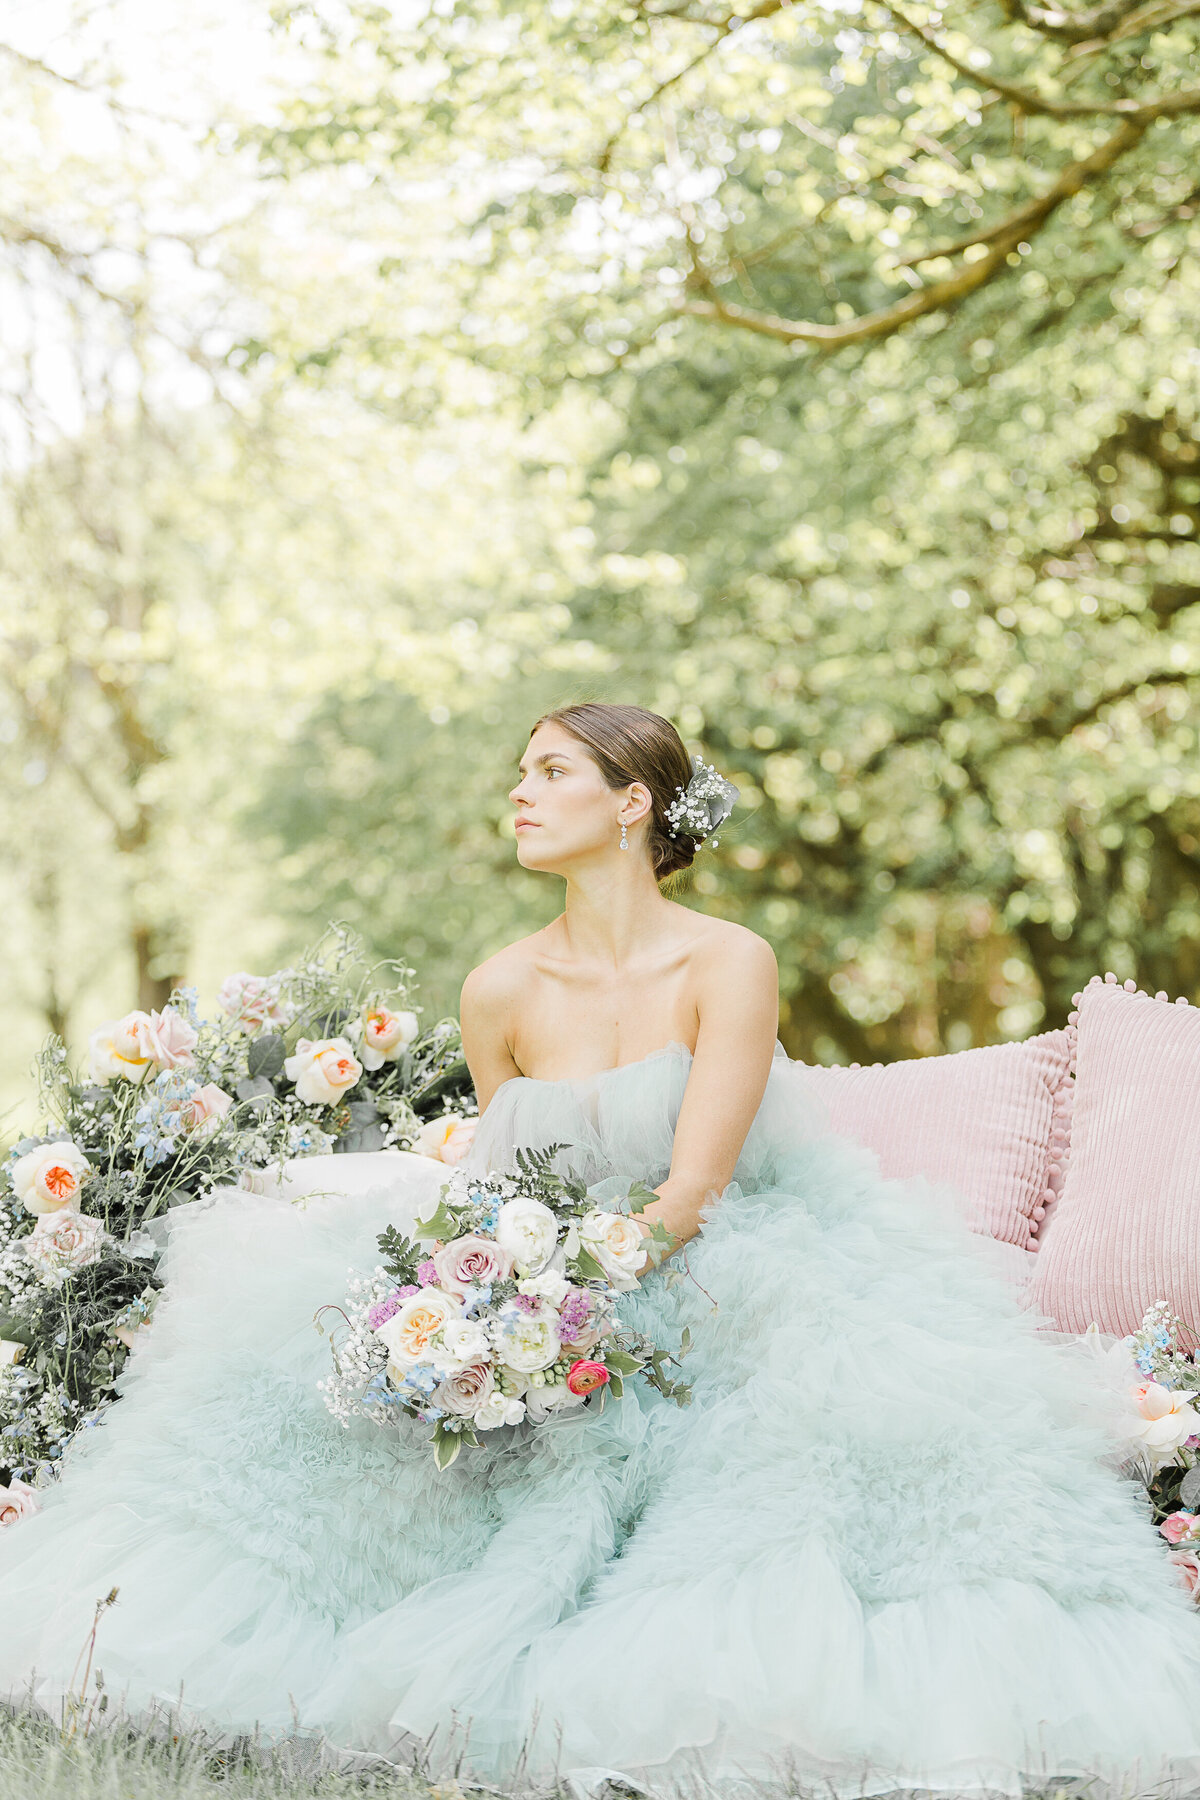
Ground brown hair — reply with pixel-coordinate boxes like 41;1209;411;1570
529;702;697;881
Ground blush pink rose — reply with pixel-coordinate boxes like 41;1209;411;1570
432;1234;514;1298
24;1210;105;1278
566;1359;610;1396
434;1362;495;1417
1160;1512;1200;1545
136;1007;198;1070
0;1479;39;1527
186;1084;234;1137
217;973;292;1034
1169;1548;1200;1602
360;1007;419;1071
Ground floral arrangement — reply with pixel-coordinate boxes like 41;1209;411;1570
0;928;476;1513
319;1145;692;1468
1100;1301;1200;1601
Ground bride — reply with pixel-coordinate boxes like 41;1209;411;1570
4;699;1200;1798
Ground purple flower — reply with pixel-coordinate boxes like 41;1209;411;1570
395;1284;418;1299
367;1292;402;1330
416;1259;439;1287
559;1288;592;1341
512;1292;540;1314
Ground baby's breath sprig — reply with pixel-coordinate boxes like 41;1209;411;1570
663;756;740;849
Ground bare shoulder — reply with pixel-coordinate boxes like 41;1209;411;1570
460;928;546;1013
680;910;778;975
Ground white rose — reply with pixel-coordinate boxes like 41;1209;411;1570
24;1210;105;1279
493;1300;561;1373
11;1141;92;1217
579;1209;649;1291
517;1267;571;1307
523;1381;587;1424
375;1290;462;1370
474;1390;526;1431
431;1318;492;1371
88;1011;156;1084
283;1038;363;1106
360;1007;419;1071
494;1196;559;1273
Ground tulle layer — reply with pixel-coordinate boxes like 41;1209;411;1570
3;1051;1200;1796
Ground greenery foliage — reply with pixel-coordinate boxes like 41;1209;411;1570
1;0;1198;1087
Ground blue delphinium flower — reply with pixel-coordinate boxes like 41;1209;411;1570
134;1069;201;1169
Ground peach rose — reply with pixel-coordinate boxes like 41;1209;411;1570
374;1289;462;1370
360;1007;419;1071
283;1038;363;1106
186;1084;234;1137
432;1234;514;1298
434;1362;495;1417
411;1114;477;1165
0;1479;39;1527
10;1141;92;1216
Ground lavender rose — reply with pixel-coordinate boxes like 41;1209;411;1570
434;1362;495;1417
433;1234;514;1298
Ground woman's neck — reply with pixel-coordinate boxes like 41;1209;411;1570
554;863;678;967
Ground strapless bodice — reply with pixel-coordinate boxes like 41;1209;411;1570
461;1037;828;1195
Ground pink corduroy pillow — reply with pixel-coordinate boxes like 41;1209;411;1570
1028;975;1200;1340
801;1029;1075;1252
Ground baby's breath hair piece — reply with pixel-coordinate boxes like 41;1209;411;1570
663;756;740;849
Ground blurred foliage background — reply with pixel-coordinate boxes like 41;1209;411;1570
2;0;1199;1111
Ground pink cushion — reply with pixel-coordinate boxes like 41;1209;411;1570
802;1030;1075;1251
1028;975;1200;1340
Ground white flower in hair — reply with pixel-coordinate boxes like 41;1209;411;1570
663;755;739;848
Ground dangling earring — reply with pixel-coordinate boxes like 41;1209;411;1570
619;821;629;850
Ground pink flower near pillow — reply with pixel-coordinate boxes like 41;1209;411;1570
1028;975;1200;1341
802;1029;1074;1251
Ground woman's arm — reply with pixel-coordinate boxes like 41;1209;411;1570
460;956;525;1114
636;929;780;1252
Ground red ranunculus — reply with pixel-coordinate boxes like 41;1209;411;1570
566;1359;610;1397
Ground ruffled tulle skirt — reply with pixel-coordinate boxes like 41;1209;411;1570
3;1127;1200;1797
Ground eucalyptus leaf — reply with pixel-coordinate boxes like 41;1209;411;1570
247;1033;287;1080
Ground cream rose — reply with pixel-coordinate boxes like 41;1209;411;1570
24;1210;105;1280
0;1341;26;1367
474;1390;526;1431
434;1362;495;1417
411;1114;477;1165
0;1478;39;1527
283;1038;363;1106
494;1299;561;1373
10;1141;92;1217
375;1289;462;1369
88;1011;157;1084
360;1007;419;1071
494;1196;559;1273
579;1209;649;1291
1130;1382;1200;1465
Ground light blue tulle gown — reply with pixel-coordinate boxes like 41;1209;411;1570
5;1039;1200;1797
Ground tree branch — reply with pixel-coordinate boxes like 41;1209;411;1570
681;110;1165;348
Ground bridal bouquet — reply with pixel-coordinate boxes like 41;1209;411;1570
318;1147;692;1468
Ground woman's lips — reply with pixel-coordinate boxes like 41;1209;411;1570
514;820;540;832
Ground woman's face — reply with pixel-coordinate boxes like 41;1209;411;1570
508;723;641;872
